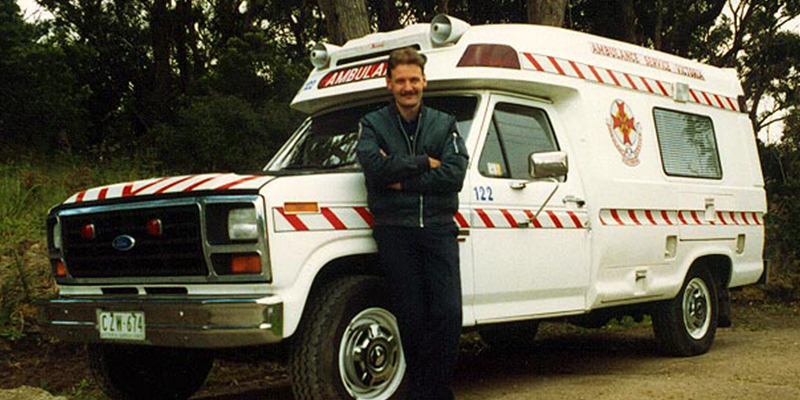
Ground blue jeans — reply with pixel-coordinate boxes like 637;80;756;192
373;224;462;400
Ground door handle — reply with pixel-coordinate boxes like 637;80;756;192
562;195;585;207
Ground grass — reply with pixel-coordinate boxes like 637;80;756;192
0;157;160;342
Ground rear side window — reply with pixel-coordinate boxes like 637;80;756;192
654;108;721;179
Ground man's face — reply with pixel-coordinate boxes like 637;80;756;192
386;64;427;111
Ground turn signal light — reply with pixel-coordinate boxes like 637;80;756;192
231;254;261;274
146;219;163;236
55;260;67;277
81;224;96;239
284;202;320;213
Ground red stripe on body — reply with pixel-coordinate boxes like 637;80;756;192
714;94;726;109
623;73;638;90
97;188;108;200
454;211;470;228
500;209;519;228
321;207;347;230
277;207;308;231
588;65;605;83
523;53;544;71
726;97;737;111
661;210;674;225
354;206;374;227
644;210;657;225
567;211;583;228
689;89;701;103
690;211;703;225
125;177;169;196
122;184;133;197
628;210;642;225
701;91;714;106
76;191;86;203
155;175;195;194
640;77;654;93
215;175;259;190
183;175;219;192
753;213;762;225
717;212;728;225
678;212;689;225
655;80;669;96
546;211;563;228
569;61;586;79
606;70;622;86
741;212;750;225
523;209;542;228
547;56;566;75
475;209;495;228
730;212;740;225
610;209;625;226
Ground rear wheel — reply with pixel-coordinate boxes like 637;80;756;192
87;344;213;400
289;275;406;400
652;268;718;356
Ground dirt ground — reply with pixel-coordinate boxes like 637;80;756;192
2;301;799;400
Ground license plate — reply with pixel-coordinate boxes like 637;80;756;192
97;310;145;341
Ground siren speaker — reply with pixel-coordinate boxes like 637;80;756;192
310;43;340;69
430;14;471;46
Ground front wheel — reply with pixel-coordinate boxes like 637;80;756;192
87;344;213;400
289;276;407;400
652;268;718;357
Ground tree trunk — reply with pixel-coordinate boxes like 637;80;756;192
654;0;663;50
151;0;172;111
526;0;567;27
618;0;638;44
318;0;371;45
437;0;449;15
376;0;401;32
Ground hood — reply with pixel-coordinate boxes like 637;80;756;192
62;173;275;205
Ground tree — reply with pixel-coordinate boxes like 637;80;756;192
527;0;566;26
317;0;371;45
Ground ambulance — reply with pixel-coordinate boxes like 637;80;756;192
41;15;767;400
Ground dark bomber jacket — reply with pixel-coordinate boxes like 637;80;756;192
357;102;469;227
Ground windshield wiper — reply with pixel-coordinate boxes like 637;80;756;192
282;161;359;171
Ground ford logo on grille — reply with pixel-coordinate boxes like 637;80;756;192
112;235;136;251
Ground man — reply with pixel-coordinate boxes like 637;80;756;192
357;47;468;400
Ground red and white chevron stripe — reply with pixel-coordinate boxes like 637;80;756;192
520;52;740;113
63;173;272;204
471;208;587;229
599;209;763;226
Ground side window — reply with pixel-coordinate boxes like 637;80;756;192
654;108;721;179
478;102;558;179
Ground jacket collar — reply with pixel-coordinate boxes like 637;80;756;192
388;100;425;122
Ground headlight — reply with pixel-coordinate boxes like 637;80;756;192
228;207;258;241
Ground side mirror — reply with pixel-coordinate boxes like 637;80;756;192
529;151;568;179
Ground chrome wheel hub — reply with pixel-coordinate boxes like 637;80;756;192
682;277;712;340
339;307;406;400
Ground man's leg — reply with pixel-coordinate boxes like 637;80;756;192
373;225;426;399
418;224;462;400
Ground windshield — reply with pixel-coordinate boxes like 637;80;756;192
267;95;480;172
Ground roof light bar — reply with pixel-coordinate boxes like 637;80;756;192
430;14;471;46
457;44;521;70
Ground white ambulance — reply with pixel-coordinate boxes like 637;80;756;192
41;15;767;400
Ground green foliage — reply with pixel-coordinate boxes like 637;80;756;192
152;93;299;173
0;158;160;341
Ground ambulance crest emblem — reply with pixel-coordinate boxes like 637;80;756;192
606;99;642;166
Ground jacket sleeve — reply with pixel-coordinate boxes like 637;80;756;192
403;117;469;194
357;117;430;188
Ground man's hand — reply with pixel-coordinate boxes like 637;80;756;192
429;157;441;169
387;182;403;190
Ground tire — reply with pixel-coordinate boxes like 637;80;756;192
289;275;407;400
87;344;213;400
652;268;718;357
479;320;539;352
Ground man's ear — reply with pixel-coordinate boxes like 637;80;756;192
386;77;392;90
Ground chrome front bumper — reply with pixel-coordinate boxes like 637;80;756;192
39;296;283;348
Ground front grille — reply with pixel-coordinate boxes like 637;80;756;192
61;205;206;278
